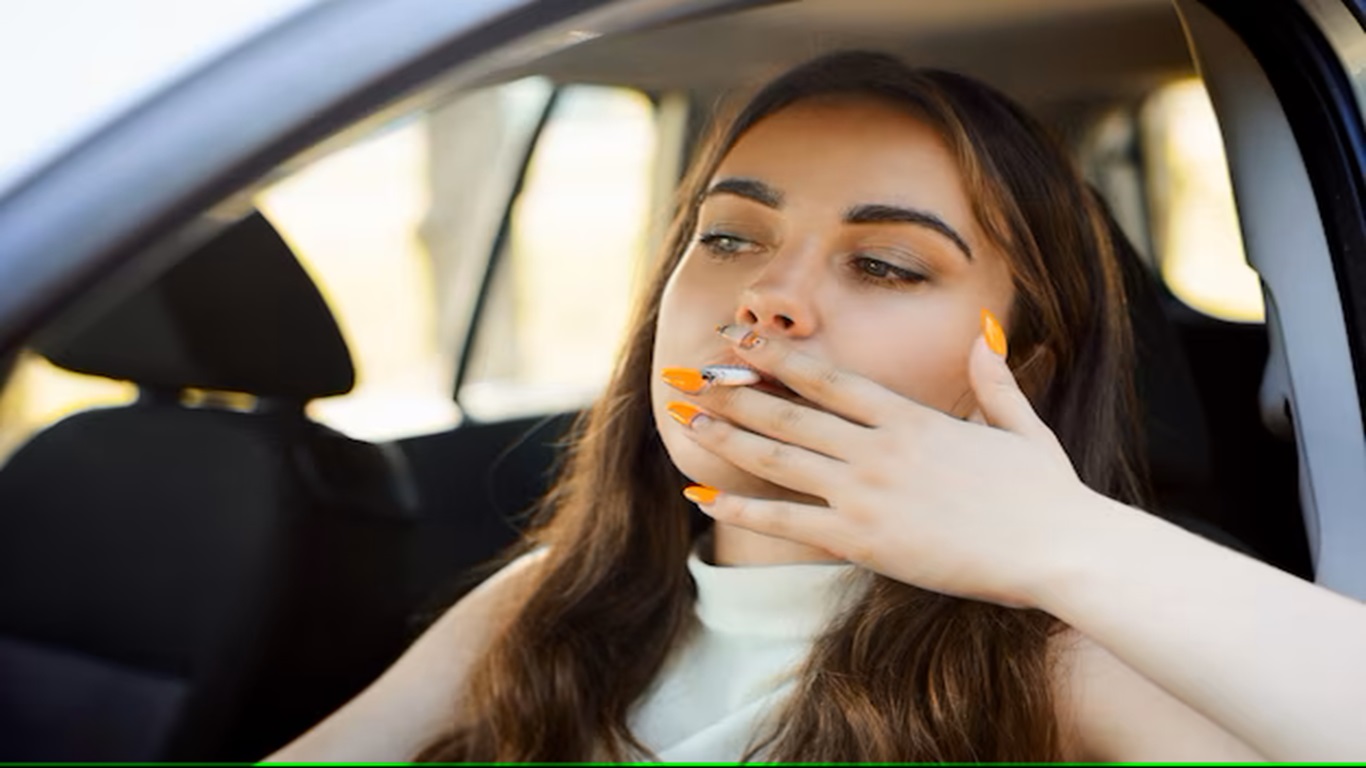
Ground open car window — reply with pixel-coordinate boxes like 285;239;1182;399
1142;78;1262;323
249;78;554;441
458;84;670;422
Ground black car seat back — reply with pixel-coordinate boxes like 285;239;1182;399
0;212;418;760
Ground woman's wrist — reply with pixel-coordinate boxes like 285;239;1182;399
1020;488;1161;617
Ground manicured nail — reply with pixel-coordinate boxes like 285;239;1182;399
981;308;1008;357
716;323;764;349
683;484;719;504
667;401;706;427
662;367;706;393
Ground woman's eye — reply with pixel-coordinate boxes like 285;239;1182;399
851;255;928;286
698;232;760;259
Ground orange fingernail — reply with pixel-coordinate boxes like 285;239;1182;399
662;366;706;393
981;308;1008;357
683;484;719;504
667;401;705;427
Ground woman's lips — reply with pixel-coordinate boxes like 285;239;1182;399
698;351;820;408
703;360;810;406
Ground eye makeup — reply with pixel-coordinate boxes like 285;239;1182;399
847;253;930;287
844;203;972;262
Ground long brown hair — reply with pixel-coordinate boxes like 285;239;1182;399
416;51;1145;762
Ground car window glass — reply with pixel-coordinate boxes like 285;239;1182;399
459;84;663;421
0;352;136;466
1143;78;1263;323
255;116;454;440
255;78;553;439
0;76;575;460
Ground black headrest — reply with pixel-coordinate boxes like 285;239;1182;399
34;212;354;400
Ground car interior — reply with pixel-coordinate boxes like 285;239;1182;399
0;0;1358;760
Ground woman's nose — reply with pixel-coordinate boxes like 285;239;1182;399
735;264;819;336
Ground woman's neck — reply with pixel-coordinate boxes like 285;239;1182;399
710;521;845;566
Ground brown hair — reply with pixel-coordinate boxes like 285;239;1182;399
416;50;1145;762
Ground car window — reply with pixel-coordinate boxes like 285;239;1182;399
258;77;667;436
458;84;667;421
256;116;457;440
253;78;554;440
0;351;136;466
0;77;663;456
1142;78;1263;323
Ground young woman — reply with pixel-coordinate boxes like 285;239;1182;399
269;51;1366;762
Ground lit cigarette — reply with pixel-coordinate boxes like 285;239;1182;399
701;364;761;387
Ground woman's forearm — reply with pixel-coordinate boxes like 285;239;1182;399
1032;493;1366;760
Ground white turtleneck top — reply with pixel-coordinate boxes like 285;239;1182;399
625;551;862;761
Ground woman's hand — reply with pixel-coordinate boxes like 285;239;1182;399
671;317;1366;760
666;314;1106;608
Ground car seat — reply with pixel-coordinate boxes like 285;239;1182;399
0;211;420;760
1104;195;1264;557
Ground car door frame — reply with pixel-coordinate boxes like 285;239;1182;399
1176;0;1366;596
0;0;768;355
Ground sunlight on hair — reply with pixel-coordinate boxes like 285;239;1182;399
1145;79;1264;323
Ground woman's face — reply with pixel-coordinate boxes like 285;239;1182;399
652;96;1016;499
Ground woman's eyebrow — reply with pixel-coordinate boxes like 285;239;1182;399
702;177;784;209
845;204;974;261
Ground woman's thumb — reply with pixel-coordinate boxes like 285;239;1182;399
969;310;1045;438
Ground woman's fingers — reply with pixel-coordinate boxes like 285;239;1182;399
967;335;1050;441
719;324;900;428
686;488;850;554
664;315;1092;608
675;405;844;497
690;383;868;461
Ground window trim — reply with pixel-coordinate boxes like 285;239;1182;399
1198;0;1366;426
1181;0;1366;596
452;88;563;403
